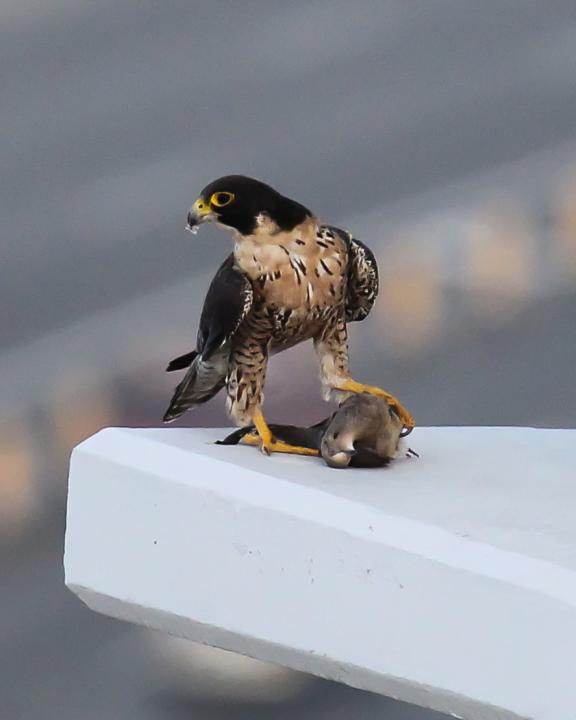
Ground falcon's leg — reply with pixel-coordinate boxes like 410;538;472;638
249;411;319;456
227;317;318;457
314;315;415;430
234;417;318;456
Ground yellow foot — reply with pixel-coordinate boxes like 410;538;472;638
244;412;319;457
240;432;261;447
242;432;319;456
333;378;415;430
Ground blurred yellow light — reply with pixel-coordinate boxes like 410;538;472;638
555;174;576;279
376;241;443;356
0;422;37;538
464;203;536;322
50;381;116;461
151;636;314;703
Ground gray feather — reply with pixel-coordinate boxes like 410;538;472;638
163;351;228;422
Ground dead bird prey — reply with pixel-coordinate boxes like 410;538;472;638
219;394;418;469
163;175;414;455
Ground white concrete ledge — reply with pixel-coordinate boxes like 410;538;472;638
65;427;576;720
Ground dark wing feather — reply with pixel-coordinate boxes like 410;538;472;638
166;350;197;372
164;254;253;371
196;254;254;359
162;255;253;422
325;226;379;322
217;421;329;450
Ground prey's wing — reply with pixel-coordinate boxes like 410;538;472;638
326;226;379;323
217;422;327;450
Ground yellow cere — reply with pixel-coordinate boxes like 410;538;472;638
192;198;211;215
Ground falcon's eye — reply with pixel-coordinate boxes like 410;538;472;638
210;191;235;208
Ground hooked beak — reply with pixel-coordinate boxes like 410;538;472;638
186;198;215;233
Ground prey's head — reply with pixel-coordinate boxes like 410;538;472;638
186;175;312;237
320;394;394;469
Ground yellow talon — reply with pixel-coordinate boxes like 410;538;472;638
240;432;261;447
248;411;319;457
267;439;319;456
333;379;415;430
253;410;274;455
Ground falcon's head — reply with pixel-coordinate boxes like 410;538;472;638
186;175;312;237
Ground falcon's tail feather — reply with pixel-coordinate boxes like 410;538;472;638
163;352;227;422
166;350;198;372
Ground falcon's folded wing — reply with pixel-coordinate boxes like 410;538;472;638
326;226;379;323
163;255;253;422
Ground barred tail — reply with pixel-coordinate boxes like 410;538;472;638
162;353;227;422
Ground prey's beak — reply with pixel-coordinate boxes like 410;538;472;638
186;198;215;233
336;433;357;457
323;448;356;469
321;432;359;469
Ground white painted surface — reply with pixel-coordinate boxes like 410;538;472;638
65;426;576;720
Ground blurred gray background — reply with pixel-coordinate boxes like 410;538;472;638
2;1;576;718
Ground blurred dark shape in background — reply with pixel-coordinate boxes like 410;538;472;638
1;2;575;718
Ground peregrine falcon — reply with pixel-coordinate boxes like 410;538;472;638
163;175;414;455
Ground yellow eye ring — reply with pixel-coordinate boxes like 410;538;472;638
210;191;235;208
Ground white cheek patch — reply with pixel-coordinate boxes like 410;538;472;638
253;212;281;235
